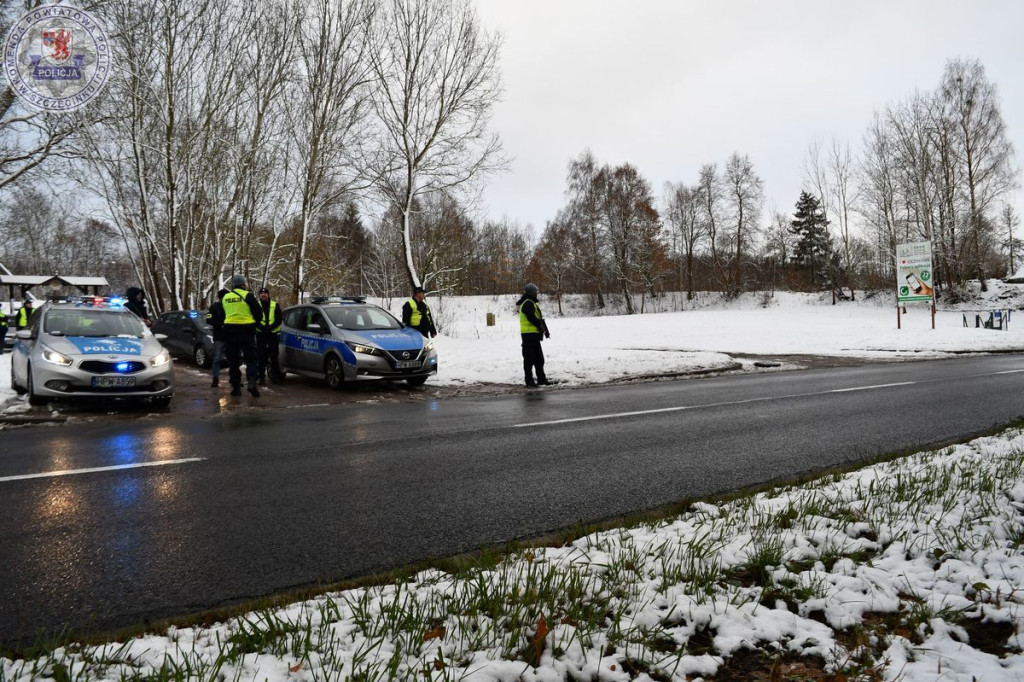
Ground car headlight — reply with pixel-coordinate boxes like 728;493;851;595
425;341;434;351
41;346;73;367
150;349;171;367
345;341;379;355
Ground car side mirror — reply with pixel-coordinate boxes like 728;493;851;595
16;329;32;339
155;333;169;342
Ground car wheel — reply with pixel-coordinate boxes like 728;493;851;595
193;344;210;368
406;376;428;388
325;355;345;391
26;364;45;406
11;362;26;395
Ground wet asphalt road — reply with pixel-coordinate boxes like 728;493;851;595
0;354;1022;647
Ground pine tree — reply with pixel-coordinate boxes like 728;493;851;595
789;191;832;289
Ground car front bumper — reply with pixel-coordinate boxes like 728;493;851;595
31;360;175;398
353;352;438;379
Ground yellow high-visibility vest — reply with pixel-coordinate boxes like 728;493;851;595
222;289;255;325
261;300;280;333
519;299;543;333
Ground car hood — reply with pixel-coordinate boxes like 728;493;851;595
348;329;424;351
50;336;157;357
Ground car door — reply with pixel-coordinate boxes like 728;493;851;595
154;312;184;355
280;307;307;372
299;308;330;372
11;307;39;385
177;313;204;358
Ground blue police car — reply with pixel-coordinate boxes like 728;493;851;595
278;297;438;388
10;297;174;407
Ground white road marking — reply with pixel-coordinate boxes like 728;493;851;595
515;380;925;428
0;458;205;483
829;381;916;393
994;369;1024;375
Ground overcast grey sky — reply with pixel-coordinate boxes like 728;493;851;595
472;0;1024;236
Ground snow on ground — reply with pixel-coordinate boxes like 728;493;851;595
419;286;1024;387
4;428;1024;681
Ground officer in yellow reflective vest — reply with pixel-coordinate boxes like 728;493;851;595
516;283;551;387
255;286;284;385
401;286;437;338
15;299;33;330
221;274;263;397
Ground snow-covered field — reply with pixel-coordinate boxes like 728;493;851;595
424;288;1023;387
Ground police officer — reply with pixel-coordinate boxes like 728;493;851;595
255;286;283;385
124;287;152;327
402;286;437;338
205;289;228;388
15;299;33;330
517;283;552;387
221;274;263;397
0;305;7;353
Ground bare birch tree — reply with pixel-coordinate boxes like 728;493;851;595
366;0;504;291
939;58;1017;290
696;163;726;292
663;181;705;300
723;152;764;295
286;0;375;302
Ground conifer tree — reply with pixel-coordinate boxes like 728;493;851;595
789;191;832;289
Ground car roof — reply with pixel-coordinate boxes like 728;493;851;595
307;296;370;306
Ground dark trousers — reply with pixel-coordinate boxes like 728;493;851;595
210;339;225;379
521;333;546;382
223;325;258;388
0;327;6;353
257;331;281;381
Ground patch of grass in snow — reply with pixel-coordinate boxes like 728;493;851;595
6;420;1024;681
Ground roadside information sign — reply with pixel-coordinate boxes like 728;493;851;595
896;241;934;303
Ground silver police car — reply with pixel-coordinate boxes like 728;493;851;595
278;297;438;388
10;297;174;407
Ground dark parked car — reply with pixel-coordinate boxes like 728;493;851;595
153;310;215;367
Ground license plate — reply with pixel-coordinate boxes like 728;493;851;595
92;376;137;388
394;360;421;369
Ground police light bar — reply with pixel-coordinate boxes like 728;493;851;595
47;296;125;307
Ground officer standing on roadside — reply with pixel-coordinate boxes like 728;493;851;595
255;286;283;385
205;289;228;388
221;274;263;397
402;285;437;338
0;305;7;353
15;299;33;330
516;283;552;387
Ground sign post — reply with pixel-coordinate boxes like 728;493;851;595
895;241;935;329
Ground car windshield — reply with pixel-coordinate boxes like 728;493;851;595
325;306;402;331
45;309;147;338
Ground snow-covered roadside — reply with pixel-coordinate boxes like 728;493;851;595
3;291;1022;412
5;428;1024;681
